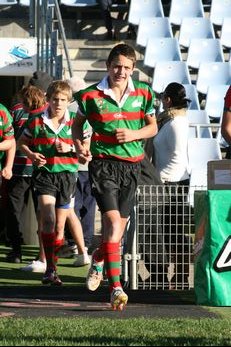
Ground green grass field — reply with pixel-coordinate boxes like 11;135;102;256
0;245;231;346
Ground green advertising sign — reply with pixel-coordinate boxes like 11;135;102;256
194;190;231;306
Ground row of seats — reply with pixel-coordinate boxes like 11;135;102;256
129;1;231;119
143;36;229;69
151;61;231;95
128;0;231;28
0;0;29;5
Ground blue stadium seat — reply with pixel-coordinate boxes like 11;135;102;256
220;17;231;49
128;0;164;26
0;0;17;4
18;0;30;5
179;17;215;48
188;138;222;172
196;62;231;95
169;0;204;26
144;37;181;68
187;110;212;138
187;137;222;206
210;0;231;26
152;61;191;94
60;0;97;7
187;38;224;70
137;17;173;48
205;85;230;121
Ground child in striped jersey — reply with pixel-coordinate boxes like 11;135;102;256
0;103;15;180
18;80;89;285
5;71;53;264
72;43;158;310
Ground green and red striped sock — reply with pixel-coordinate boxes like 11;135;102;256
103;242;121;292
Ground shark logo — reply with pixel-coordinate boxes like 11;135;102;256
9;45;31;60
213;235;231;273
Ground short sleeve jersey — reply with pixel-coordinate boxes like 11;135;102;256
75;78;156;162
11;103;48;177
22;108;78;173
0;103;14;170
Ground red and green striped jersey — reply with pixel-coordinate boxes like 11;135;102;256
0;103;14;170
11;102;48;177
23;108;78;173
74;78;156;162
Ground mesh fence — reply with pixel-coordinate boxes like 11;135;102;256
123;185;195;290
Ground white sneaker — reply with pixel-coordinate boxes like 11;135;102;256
73;253;91;267
110;287;128;311
58;242;78;258
86;250;104;291
20;260;47;273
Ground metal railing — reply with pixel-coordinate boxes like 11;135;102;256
28;0;73;79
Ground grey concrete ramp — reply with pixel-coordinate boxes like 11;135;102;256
0;286;219;319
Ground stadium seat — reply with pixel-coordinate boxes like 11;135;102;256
19;0;44;4
187;38;224;70
196;62;231;95
18;0;30;5
186;110;212;138
152;61;191;94
188;169;207;207
143;37;181;68
169;0;204;26
187;137;222;207
188;138;222;172
205;85;230;121
137;17;173;48
183;84;200;110
0;0;17;4
60;0;97;7
210;0;231;26
179;17;215;48
128;0;164;27
220;17;231;49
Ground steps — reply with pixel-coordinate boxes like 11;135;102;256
61;38;152;85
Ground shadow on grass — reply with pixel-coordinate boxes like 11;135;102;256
0;266;85;284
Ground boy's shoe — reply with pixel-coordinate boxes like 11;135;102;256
42;269;62;286
86;250;104;291
20;260;46;273
73;253;90;267
57;241;78;258
110;287;128;311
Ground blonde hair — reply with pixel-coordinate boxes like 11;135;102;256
46;80;72;102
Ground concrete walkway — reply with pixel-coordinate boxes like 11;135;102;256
0;285;218;319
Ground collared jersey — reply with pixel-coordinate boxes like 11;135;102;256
75;77;156;162
0;103;14;170
23;108;79;173
11;102;48;176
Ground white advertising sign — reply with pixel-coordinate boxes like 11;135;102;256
0;38;37;76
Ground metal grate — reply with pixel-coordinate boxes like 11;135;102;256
131;185;195;290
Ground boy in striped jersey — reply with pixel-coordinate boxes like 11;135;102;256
18;80;84;285
72;43;158;310
5;71;53;264
0;103;15;180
